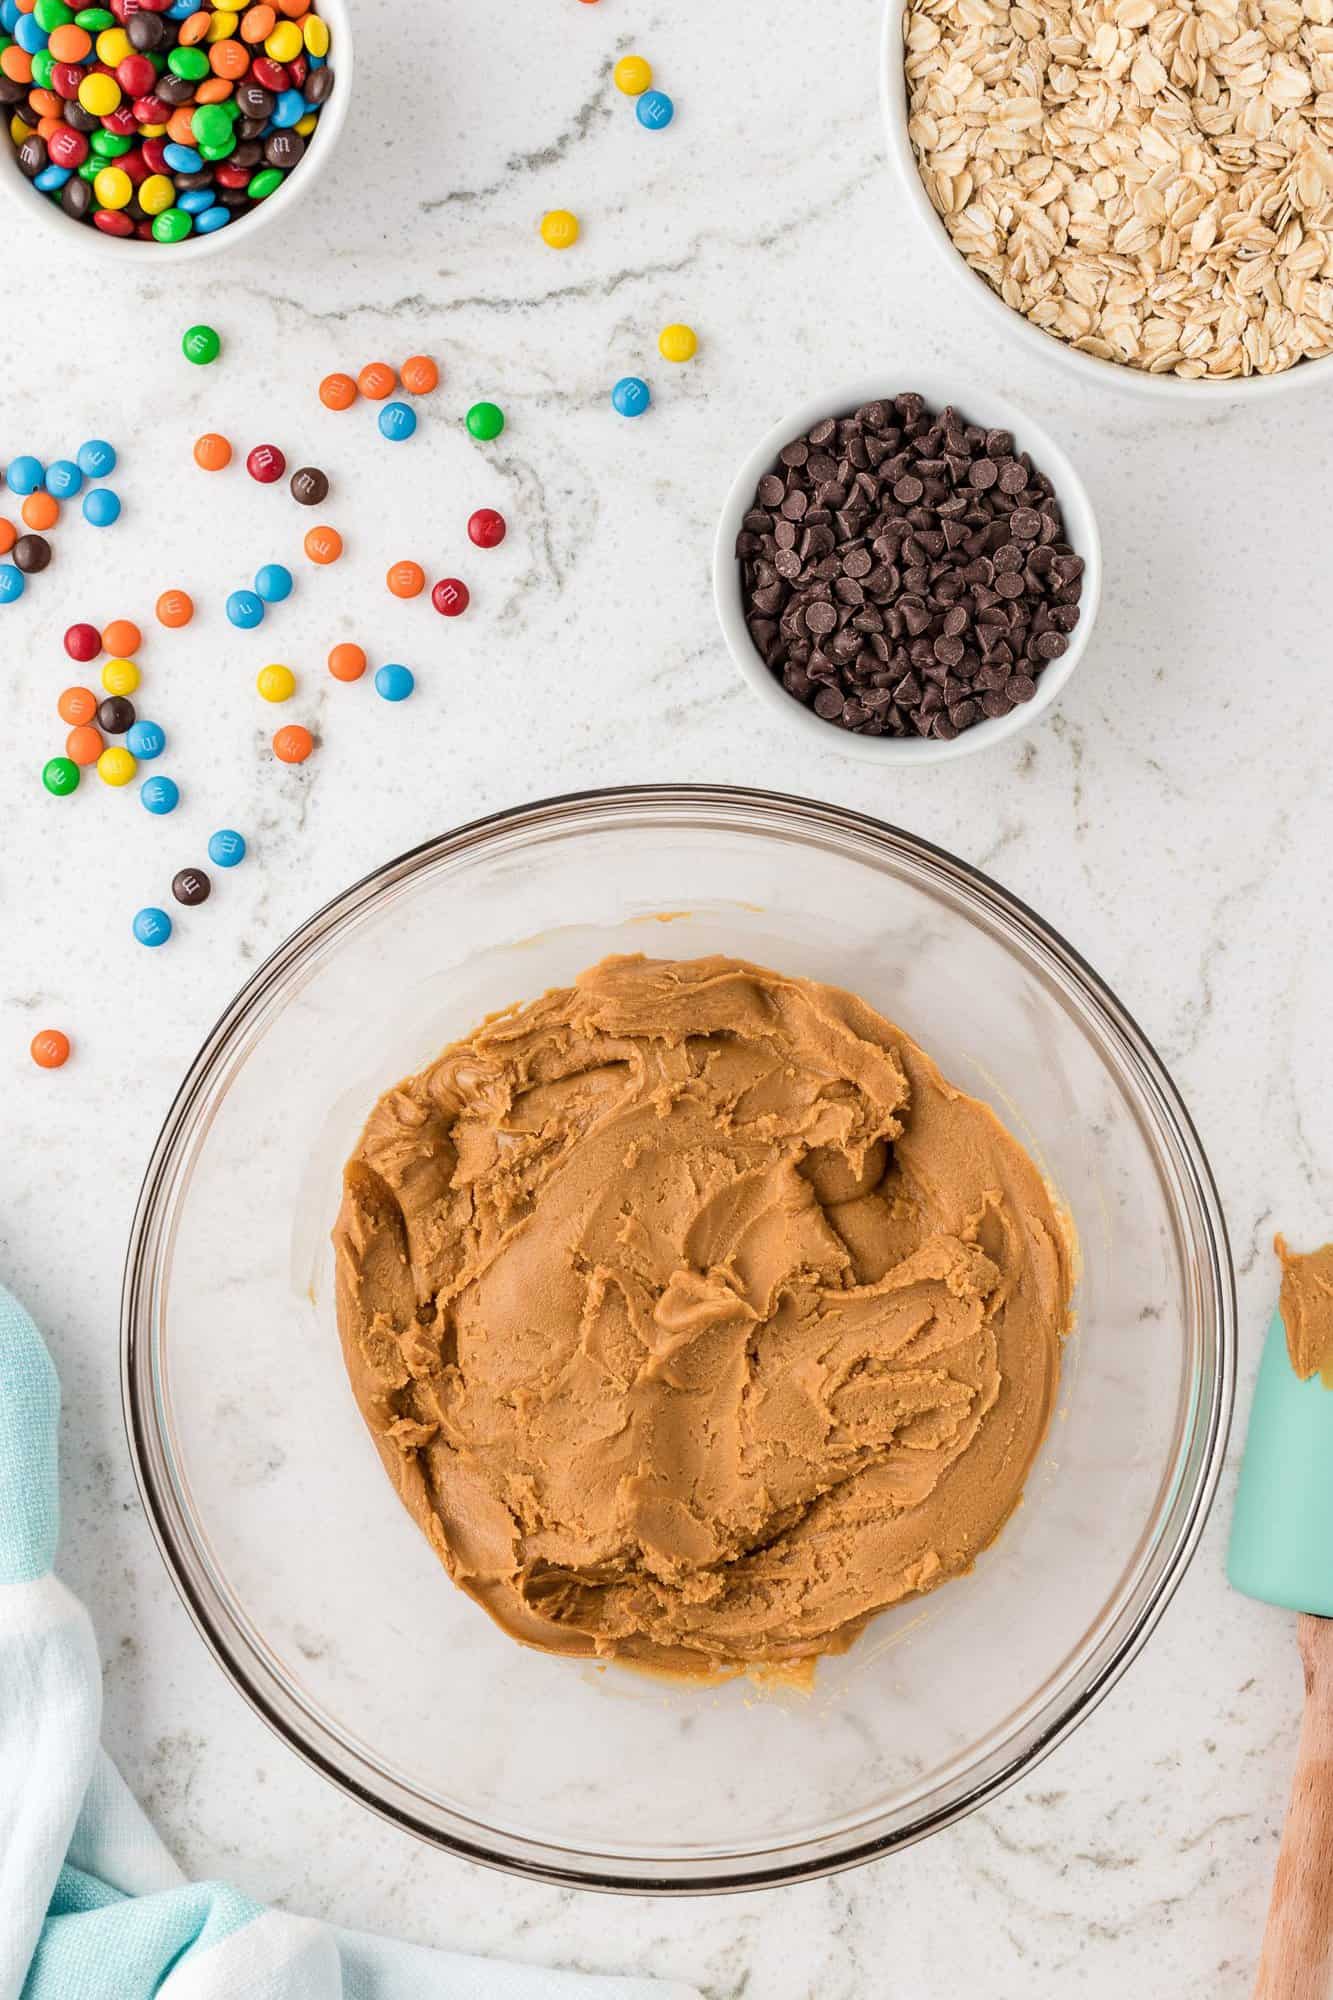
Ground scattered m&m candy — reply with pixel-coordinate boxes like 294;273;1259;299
77;441;116;479
59;686;98;726
402;356;439;395
255;563;294;603
468;508;507;549
0;566;27;604
320;373;358;411
42;755;80;797
45;461;83;500
257;664;296;702
273;723;314;763
127;721;166;761
659;323;698;362
379;401;417;443
375;663;414;703
97;747;136;787
102;658;140;697
157;589;194;629
304;525;342;565
209;829;247;868
432;578;470;617
30;1029;71;1070
247;444;287;484
183;325;222;366
227;589;266;629
103;619;140;657
467;401;505;442
141;774;180;816
133;907;173;948
614;55;652;94
540;209;579;249
637;90;674;129
83;489;121;527
387;560;426;599
358;362;396;401
328;642;367;681
6;456;44;495
172;868;211;907
290;467;330;507
64;624;100;663
612;376;651;417
194;434;233;472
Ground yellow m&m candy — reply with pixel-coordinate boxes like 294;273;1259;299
92;166;131;211
97;746;136;787
658;322;698;363
78;71;121;117
257;664;296;703
101;657;140;697
614;55;652;96
540;208;580;250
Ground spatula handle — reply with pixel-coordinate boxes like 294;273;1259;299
1255;1616;1333;2000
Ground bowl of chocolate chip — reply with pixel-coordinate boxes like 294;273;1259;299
715;380;1101;762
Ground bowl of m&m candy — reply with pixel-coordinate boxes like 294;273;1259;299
0;0;350;257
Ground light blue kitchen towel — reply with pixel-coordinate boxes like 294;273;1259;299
0;1284;701;2000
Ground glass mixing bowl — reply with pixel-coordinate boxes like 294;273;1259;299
122;786;1234;1893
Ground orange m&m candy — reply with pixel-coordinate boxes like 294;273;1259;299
304;524;342;565
66;724;104;765
156;589;194;628
194;432;232;471
386;559;425;599
58;685;98;726
22;491;58;531
102;618;141;657
0;520;15;556
401;355;439;395
357;361;396;400
273;723;314;764
30;1029;71;1070
328;642;366;681
319;372;357;411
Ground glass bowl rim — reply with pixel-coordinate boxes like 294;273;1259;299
120;782;1236;1896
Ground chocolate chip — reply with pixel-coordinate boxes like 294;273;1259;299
735;393;1083;741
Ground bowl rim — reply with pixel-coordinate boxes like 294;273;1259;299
0;0;352;265
713;375;1102;765
121;783;1236;1896
880;0;1333;402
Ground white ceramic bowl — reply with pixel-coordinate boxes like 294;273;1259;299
713;375;1102;767
881;0;1333;403
0;0;351;265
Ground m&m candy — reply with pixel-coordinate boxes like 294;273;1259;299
102;619;141;657
172;868;211;907
6;456;44;495
540;209;579;249
466;401;505;442
257;663;295;702
64;624;101;663
255;562;293;603
432;578;470;617
97;746;136;786
76;441;116;478
127;720;165;761
304;525;342;564
83;489;121;527
156;589;194;628
320;373;358;411
273;723;313;763
66;727;104;767
0;567;27;604
183;324;222;365
45;460;83;499
612;376;651;417
468;508;507;549
387;560;425;599
614;55;652;94
140;774;180;815
374;662;414;702
637;90;674;129
226;588;265;628
30;1029;71;1070
42;756;80;796
289;467;330;507
401;356;439;395
379;402;417;442
59;686;98;726
194;434;232;471
209;829;246;868
358;362;396;400
328;642;367;681
659;323;698;362
247;443;286;484
102;658;140;697
133;907;172;948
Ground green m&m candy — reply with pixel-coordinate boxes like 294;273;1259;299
247;168;284;201
34;0;74;30
191;103;235;152
466;401;505;442
154;210;193;245
182;322;220;363
75;7;116;26
30;50;55;89
167;46;209;81
42;757;80;798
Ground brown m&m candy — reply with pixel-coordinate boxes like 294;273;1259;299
172;867;211;907
290;466;329;507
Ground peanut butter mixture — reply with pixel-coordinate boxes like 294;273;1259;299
1276;1235;1333;1388
333;955;1075;1675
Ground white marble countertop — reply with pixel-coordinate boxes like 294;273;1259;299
3;0;1329;1992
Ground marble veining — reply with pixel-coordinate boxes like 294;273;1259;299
3;0;1329;1992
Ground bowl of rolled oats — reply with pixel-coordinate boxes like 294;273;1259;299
883;0;1333;393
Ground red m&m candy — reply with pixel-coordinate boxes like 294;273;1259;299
64;623;101;662
247;444;287;484
467;508;507;549
432;577;470;617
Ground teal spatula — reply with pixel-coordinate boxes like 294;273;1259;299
1229;1280;1333;1998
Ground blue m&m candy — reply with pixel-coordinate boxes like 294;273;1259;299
226;589;265;629
45;460;83;499
162;143;203;175
208;828;246;868
374;662;415;702
83;488;121;527
133;907;172;948
636;90;674;130
612;376;651;418
76;440;116;479
140;775;180;816
379;401;417;442
0;566;25;604
6;455;43;495
255;562;293;603
127;720;165;761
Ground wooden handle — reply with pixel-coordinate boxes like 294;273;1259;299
1255;1616;1333;2000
